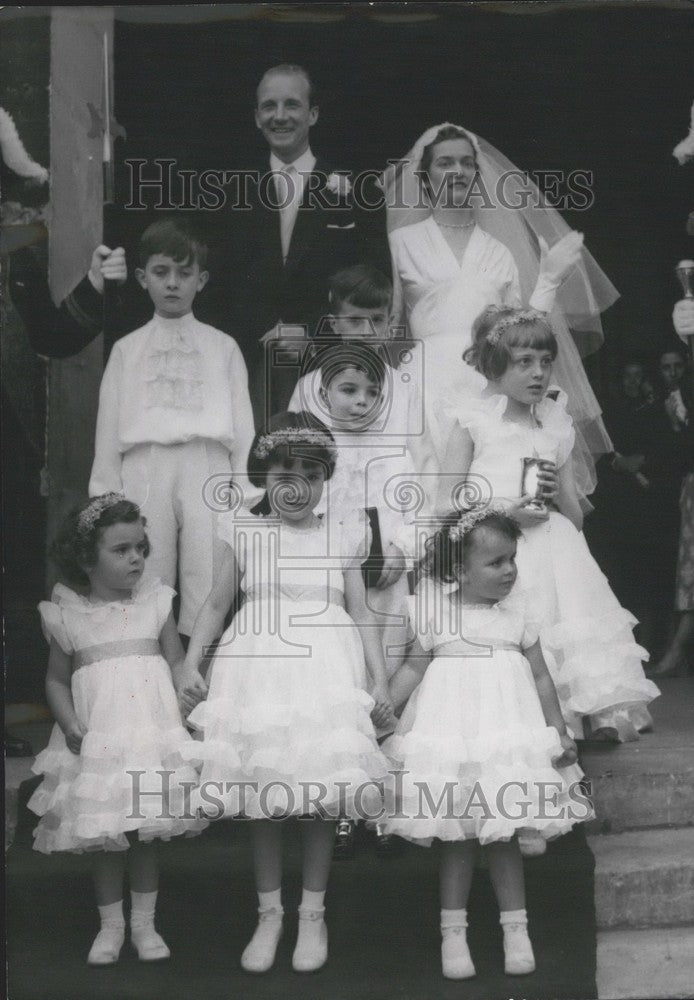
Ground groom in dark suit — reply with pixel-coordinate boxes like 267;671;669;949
13;63;389;423
222;63;388;423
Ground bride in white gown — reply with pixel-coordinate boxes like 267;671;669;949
382;123;618;501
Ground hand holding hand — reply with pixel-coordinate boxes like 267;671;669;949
65;720;87;755
370;684;395;730
538;231;584;288
88;245;127;293
177;670;208;717
552;732;578;768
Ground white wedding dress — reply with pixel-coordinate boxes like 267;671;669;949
390;218;520;467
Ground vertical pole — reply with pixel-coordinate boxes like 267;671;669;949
46;7;114;589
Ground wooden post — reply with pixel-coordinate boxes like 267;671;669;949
46;7;113;588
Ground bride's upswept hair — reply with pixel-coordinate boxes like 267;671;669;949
464;306;557;381
418;125;479;192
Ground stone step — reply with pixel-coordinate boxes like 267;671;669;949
597;926;694;999
591;828;694;929
581;679;694;833
582;744;694;833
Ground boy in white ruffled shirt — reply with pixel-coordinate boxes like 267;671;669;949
89;218;255;637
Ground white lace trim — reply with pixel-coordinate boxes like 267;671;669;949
144;316;204;412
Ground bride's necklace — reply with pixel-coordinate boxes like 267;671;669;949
436;219;475;229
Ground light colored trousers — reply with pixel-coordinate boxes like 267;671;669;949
122;439;232;635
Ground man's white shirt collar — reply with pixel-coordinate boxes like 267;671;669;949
270;148;316;174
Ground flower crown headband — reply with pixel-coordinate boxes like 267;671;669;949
485;309;549;347
447;503;508;540
77;492;126;536
253;427;337;461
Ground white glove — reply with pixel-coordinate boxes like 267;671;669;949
529;231;584;313
672;299;694;341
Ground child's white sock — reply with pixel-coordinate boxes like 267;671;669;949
518;828;547;857
500;908;535;975
440;908;476;980
299;888;325;910
258;888;283;911
241;888;284;974
130;890;170;962
293;888;327;973
87;900;125;966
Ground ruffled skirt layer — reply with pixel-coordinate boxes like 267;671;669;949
518;513;659;739
380;651;593;846
29;656;207;853
184;600;389;820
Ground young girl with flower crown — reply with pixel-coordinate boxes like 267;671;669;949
177;411;392;975
439;307;660;740
382;508;592;980
28;494;207;966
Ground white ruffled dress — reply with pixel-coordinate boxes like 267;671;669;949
382;582;592;846
185;510;389;820
29;579;207;854
454;393;659;739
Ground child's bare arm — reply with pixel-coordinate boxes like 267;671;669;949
389;635;431;712
182;547;240;680
45;639;85;754
343;566;394;728
436;424;474;517
159;612;188;687
525;640;577;766
555;456;583;531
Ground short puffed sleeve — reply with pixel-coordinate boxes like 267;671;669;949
449;394;503;447
406;581;441;652
130;577;176;632
38;595;74;655
521;618;541;650
153;582;176;631
339;508;372;568
506;587;541;649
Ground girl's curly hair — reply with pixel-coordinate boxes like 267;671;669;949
51;497;149;588
421;509;521;585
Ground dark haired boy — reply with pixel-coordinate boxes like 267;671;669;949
89;219;255;638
